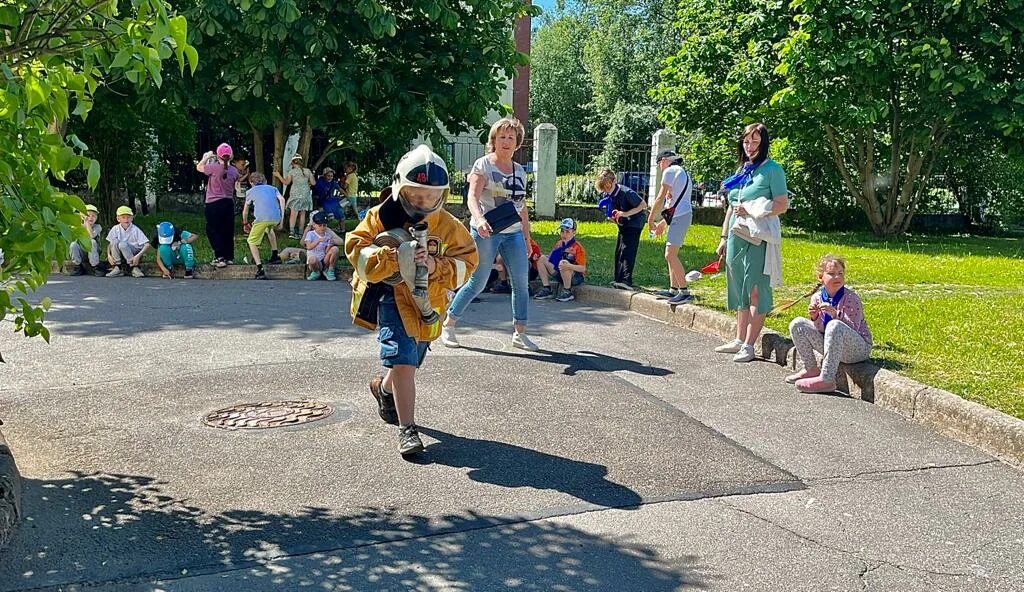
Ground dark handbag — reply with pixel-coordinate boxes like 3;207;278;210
660;173;691;225
483;200;520;233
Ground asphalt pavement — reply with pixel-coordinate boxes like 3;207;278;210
0;276;1021;591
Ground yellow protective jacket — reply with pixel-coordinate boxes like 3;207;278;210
345;205;478;341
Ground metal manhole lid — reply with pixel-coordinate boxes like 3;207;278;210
203;400;334;430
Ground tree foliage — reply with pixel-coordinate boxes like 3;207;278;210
657;0;1024;235
530;0;678;159
530;13;595;142
0;0;196;358
180;0;537;179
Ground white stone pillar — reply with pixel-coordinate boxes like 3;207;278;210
533;123;558;219
649;129;676;206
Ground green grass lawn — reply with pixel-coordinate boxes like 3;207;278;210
529;219;1024;420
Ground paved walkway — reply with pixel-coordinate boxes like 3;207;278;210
0;277;1021;591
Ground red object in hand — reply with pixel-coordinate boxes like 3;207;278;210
243;223;252;233
700;259;721;274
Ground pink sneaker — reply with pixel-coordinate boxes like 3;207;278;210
795;376;837;393
785;367;820;384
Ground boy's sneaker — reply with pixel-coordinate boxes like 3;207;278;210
130;266;145;278
324;268;337;281
667;291;694;305
732;344;756;363
611;281;633;290
105;266;124;278
212;258;227;268
555;289;574;302
512;331;538;351
398;424;425;456
655;288;676;298
533;286;554;300
369;376;399;425
440;325;460;348
93;267;106;277
306;270;321;281
254;267;268;280
184;269;195;279
70;264;84;276
285;257;301;265
714;338;745;354
267;253;283;265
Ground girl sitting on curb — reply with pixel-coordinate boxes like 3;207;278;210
786;254;872;393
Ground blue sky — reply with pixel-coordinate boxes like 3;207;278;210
533;0;558;17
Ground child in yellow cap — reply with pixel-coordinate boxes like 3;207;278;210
105;206;149;278
69;204;104;276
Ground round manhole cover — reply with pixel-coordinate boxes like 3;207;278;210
203;400;334;430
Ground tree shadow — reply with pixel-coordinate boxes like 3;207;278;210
459;346;673;378
412;428;644;509
0;472;708;591
32;277;362;340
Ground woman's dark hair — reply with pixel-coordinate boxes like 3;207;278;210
737;122;770;167
221;156;230;180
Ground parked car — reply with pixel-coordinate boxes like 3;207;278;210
617;171;650;196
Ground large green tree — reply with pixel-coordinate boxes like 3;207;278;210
181;0;537;180
530;13;595;142
0;0;196;358
658;0;1024;235
530;0;678;173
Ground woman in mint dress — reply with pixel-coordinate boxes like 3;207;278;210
713;123;790;362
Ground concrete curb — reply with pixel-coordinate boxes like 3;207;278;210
0;427;22;551
575;284;1024;469
56;262;353;282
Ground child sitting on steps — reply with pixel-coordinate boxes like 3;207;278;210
786;254;872;393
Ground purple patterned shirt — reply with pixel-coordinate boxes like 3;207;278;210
809;287;872;345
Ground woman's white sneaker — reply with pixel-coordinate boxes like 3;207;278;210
440;325;460;348
732;344;756;363
714;338;744;354
512;331;538;351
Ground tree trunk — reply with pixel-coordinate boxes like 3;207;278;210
272;118;288;190
251;128;265;178
298;117;313;163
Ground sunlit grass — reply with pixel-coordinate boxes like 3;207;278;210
531;219;1024;419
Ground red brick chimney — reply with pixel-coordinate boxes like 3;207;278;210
513;2;531;132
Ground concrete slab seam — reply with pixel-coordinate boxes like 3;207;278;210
577;285;1024;470
716;499;977;580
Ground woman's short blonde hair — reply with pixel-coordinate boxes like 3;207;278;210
486;117;526;153
595;169;617;193
815;253;846;276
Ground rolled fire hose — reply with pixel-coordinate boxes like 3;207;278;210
373;227;440;324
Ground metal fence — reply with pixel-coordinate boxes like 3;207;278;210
556;140;651;203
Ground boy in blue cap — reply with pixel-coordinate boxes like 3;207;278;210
150;222;198;278
533;218;587;302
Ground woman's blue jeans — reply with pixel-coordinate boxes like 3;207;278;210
447;228;530;326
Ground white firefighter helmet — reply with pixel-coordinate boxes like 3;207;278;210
391;145;449;221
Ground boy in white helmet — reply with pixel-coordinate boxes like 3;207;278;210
345;145;478;456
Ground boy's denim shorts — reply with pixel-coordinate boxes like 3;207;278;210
377;294;429;368
549;270;585;287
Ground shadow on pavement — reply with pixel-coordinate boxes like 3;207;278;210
1;472;708;591
460;346;674;377
35;278;361;340
414;428;644;509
